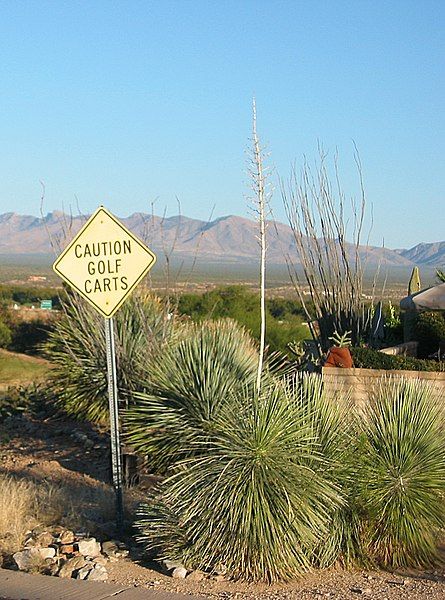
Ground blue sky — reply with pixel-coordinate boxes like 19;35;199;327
1;0;444;248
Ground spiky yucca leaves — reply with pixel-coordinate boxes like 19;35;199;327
45;292;181;423
291;374;364;567
361;377;445;568
125;319;259;472
135;381;342;582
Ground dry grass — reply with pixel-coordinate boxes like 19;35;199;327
0;475;64;554
0;474;116;555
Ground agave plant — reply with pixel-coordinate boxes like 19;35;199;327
125;319;260;471
135;380;342;582
360;377;445;568
45;291;182;423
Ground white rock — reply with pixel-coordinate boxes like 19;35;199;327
77;538;101;557
39;547;56;560
87;564;108;581
13;547;56;571
162;559;183;571
172;566;188;579
76;565;94;580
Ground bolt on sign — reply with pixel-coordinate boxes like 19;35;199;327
53;206;156;317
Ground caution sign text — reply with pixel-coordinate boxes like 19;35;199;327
53;207;156;317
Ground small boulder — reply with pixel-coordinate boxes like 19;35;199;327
13;548;56;572
76;564;94;580
172;566;188;579
161;559;183;572
187;570;206;582
13;549;38;571
87;563;108;581
58;555;88;578
35;531;55;547
77;538;101;557
39;547;56;561
101;540;119;557
59;530;75;545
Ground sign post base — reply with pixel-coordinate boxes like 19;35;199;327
104;316;124;532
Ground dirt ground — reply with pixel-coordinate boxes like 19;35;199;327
1;412;445;599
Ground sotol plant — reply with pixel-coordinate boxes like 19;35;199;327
125;318;260;472
134;379;342;582
45;291;182;423
290;373;363;567
360;377;445;568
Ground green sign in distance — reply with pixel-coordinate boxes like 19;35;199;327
40;300;53;310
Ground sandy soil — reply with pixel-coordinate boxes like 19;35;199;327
1;412;445;599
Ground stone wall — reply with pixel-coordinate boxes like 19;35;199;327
322;366;445;410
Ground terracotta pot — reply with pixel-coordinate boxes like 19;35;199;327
324;347;353;368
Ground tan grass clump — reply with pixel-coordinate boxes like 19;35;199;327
0;475;64;554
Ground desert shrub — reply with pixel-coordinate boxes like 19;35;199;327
414;311;445;358
9;319;53;354
0;384;54;422
359;377;445;568
382;302;403;346
351;346;445;372
0;320;12;348
176;286;309;355
292;374;363;567
45;292;183;424
125;319;260;472
135;379;342;582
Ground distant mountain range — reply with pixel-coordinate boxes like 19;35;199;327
0;211;443;268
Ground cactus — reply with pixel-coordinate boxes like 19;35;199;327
329;330;352;348
404;267;421;342
408;266;421;296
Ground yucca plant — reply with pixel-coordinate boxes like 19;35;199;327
45;291;182;423
360;377;445;568
290;373;364;567
135;380;342;582
125;319;260;472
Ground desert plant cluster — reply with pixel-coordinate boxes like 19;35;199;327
1;131;444;586
41;292;445;583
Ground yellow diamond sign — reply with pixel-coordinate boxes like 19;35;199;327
53;206;156;318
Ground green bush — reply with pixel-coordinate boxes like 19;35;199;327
176;286;309;355
0;384;54;422
45;292;183;424
359;378;445;567
135;378;342;582
351;346;445;372
0;320;12;349
9;319;53;354
294;374;363;568
125;319;260;472
414;312;445;358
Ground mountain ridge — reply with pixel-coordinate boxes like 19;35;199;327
0;211;443;267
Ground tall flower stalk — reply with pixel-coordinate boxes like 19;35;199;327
248;99;271;392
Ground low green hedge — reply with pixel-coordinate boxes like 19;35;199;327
350;347;445;373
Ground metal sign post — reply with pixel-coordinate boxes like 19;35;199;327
52;206;157;532
104;316;124;531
